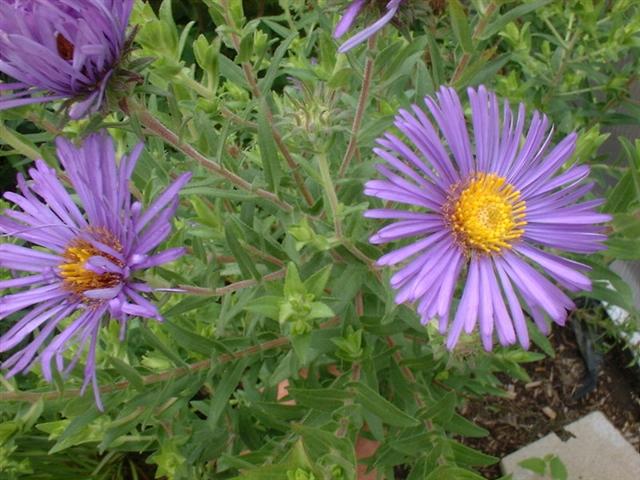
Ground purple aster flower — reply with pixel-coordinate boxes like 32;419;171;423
364;86;610;351
0;0;134;119
0;132;191;409
334;0;403;53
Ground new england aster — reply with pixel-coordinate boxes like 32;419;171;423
334;0;403;53
0;133;191;408
365;86;610;350
0;0;134;119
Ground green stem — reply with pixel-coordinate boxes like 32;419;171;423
179;72;215;99
178;268;285;297
338;36;376;178
319;149;379;276
220;0;315;207
386;336;433;430
451;1;498;84
317;150;342;238
0;318;340;404
122;98;293;213
0;337;290;403
0;122;40;160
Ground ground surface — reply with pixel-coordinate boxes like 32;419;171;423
461;325;640;479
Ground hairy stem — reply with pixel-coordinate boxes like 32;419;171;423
0;338;288;403
338;37;376;178
385;336;433;429
220;0;315;207
122;98;293;213
451;1;498;84
0;122;40;160
317;150;343;238
319;150;380;277
178;268;286;296
0;318;340;403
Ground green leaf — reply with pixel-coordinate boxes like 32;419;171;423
623;139;640;203
604;171;636;212
252;402;307;421
178;21;196;58
108;356;144;391
208;359;250;429
308;302;334;320
529;321;555;358
425;465;485;480
518;457;547;475
388;433;433;456
290;333;313;363
163;321;219;356
286;388;350;410
549;455;568;480
20;399;45;431
352;383;420;427
49;408;101;454
449;440;498;467
245;295;282;320
237;30;254;63
284;263;304;297
606;238;640;259
164;295;217;317
458;53;511;87
421;391;456;424
225;220;262;281
426;31;444;86
193;35;220;90
234;465;294;479
139;325;188;367
448;0;473;53
218;55;250;88
481;1;553;39
260;33;297;94
292;424;356;468
257;98;281;192
303;264;333;299
446;414;489;438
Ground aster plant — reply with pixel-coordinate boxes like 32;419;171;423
0;133;191;408
365;86;611;351
0;2;637;477
0;0;134;118
334;0;403;53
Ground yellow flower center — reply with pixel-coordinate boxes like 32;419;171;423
59;229;123;297
446;173;526;254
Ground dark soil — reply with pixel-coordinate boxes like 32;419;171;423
461;324;640;479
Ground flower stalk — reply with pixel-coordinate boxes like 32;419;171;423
338;36;377;178
178;268;286;297
451;1;498;84
0;317;340;404
122;98;294;213
219;0;315;208
0;122;40;160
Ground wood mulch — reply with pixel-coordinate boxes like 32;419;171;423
460;324;640;479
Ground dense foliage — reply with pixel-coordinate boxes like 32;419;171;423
1;1;639;479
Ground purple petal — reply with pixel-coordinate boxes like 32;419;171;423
337;0;402;53
446;257;480;349
333;0;367;38
135;173;191;234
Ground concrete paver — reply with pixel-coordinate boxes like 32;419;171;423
501;411;640;479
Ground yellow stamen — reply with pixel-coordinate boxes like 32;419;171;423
59;228;123;298
445;173;526;254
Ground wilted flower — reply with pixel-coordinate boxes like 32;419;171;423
0;0;134;118
334;0;403;53
365;86;610;350
0;133;191;408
